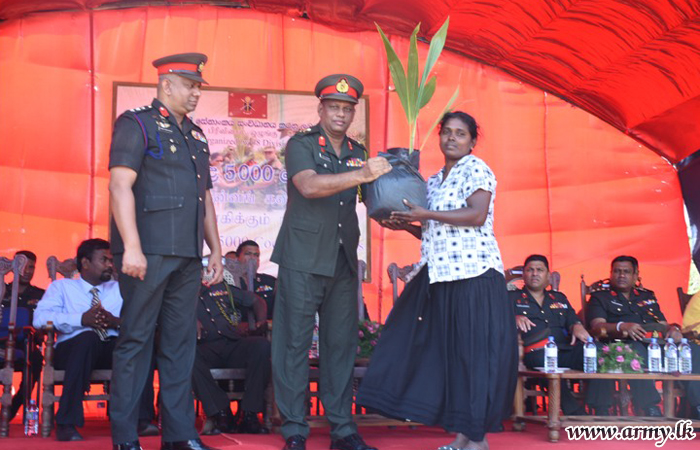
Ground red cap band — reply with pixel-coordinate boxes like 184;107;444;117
319;85;358;99
157;62;200;76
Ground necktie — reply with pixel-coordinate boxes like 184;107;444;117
89;287;109;341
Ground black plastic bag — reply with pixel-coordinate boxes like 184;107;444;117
364;148;428;220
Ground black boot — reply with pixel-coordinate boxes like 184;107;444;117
238;411;269;434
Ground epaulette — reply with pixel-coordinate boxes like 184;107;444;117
636;286;653;293
128;105;153;113
348;137;366;150
297;127;317;136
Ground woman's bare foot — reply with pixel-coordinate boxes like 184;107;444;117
464;436;489;450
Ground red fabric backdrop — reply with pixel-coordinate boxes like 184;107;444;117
0;5;690;322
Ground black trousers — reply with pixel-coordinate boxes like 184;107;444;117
0;342;43;419
524;344;585;415
110;255;202;444
191;336;271;416
53;331;154;427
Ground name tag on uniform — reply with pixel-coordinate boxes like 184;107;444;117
192;130;208;143
157;121;173;133
318;152;331;162
347;158;365;168
611;300;623;307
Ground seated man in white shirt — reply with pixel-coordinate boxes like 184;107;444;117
33;239;154;441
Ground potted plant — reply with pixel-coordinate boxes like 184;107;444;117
365;18;459;220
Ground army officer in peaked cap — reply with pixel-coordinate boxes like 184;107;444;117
271;74;391;450
109;52;223;450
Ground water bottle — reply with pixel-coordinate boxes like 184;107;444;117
24;399;39;436
309;312;320;359
648;338;661;372
544;336;558;373
584;337;597;373
679;338;692;374
664;338;678;373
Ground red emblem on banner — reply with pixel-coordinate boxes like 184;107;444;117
228;92;268;119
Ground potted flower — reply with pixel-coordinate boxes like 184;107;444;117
365;18;460;220
598;341;644;373
357;319;384;363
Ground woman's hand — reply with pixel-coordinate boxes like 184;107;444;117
390;199;430;223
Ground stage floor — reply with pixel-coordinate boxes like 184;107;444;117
2;419;699;450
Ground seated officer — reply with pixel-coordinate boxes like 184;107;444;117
226;240;277;320
586;255;700;417
192;270;271;435
1;250;44;422
511;254;590;415
33;239;156;441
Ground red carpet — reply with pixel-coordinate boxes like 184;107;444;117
1;420;699;450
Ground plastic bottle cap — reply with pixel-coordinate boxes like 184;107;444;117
682;338;688;343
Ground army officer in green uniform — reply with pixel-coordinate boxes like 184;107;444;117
271;74;391;450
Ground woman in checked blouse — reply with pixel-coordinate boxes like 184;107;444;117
356;111;517;450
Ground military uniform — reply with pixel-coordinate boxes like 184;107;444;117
511;288;586;414
191;281;270;420
241;273;277;320
271;75;368;441
587;287;669;412
109;53;213;445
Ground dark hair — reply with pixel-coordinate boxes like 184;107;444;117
15;250;37;262
524;254;549;270
76;239;110;272
611;255;638;272
236;240;259;256
438;111;479;140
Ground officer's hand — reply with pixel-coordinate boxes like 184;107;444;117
515;315;536;333
570;323;590;345
390;199;430;223
361;156;391;182
620;322;646;341
81;305;103;329
122;248;147;280
203;255;224;287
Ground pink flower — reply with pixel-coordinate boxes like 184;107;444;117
616;346;623;352
356;347;361;354
371;340;377;346
630;359;641;371
598;358;604;364
602;345;610;353
359;331;364;338
616;355;624;363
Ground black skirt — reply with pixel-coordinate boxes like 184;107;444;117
356;266;517;441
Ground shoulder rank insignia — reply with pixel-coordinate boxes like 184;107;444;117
129;105;152;113
191;130;208;144
158;106;170;117
347;158;365;168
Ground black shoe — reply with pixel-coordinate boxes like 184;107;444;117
161;439;219;450
114;441;143;450
645;406;663;417
330;434;378;450
138;420;160;437
238;411;269;434
202;410;237;435
283;435;307;450
55;424;83;441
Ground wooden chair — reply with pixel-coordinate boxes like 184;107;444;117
0;254;29;437
386;262;414;304
677;287;693;315
39;256;112;438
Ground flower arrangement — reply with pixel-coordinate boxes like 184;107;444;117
357;320;384;359
598;341;644;373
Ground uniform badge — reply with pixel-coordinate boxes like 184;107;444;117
170;145;177;153
346;158;365;168
198;62;205;73
318;136;326;147
319;152;331;162
157;121;170;129
347;140;353;150
191;130;208;143
336;78;349;93
158;106;170;117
